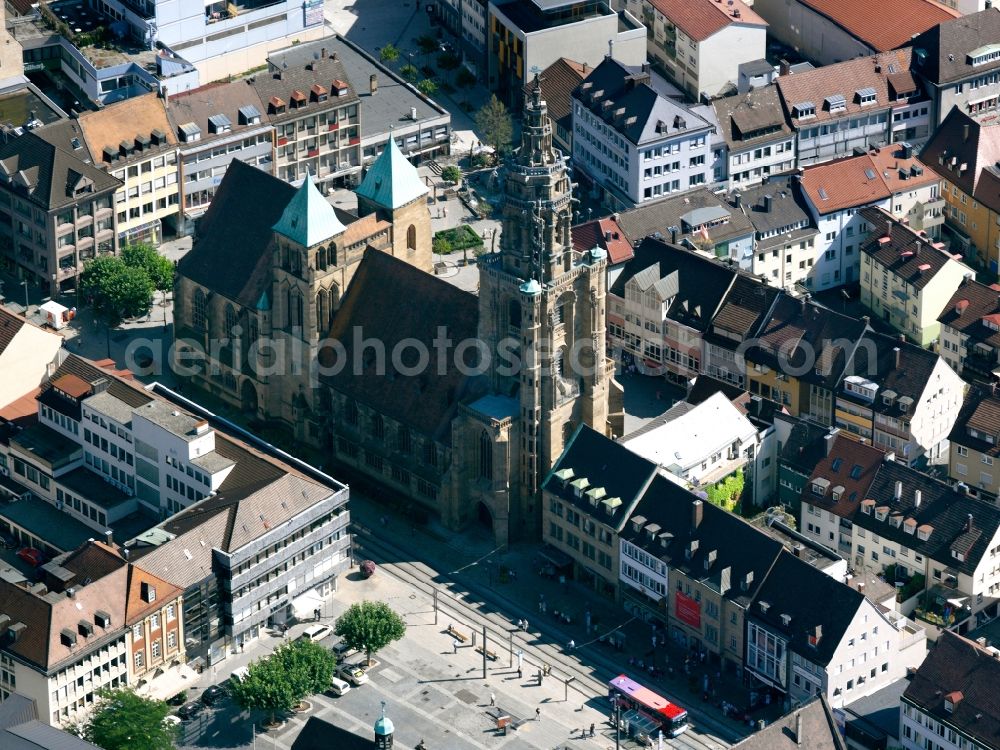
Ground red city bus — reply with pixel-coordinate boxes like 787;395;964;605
608;674;690;738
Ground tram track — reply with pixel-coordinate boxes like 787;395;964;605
353;526;741;750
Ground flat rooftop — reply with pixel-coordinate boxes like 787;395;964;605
0;495;102;551
58;467;134;510
494;0;616;34
133;399;209;441
10;424;82;468
0;85;63;129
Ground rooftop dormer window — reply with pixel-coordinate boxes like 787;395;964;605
793;101;816;119
856;88;877;106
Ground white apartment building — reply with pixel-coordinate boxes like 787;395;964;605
799;145;943;291
712;85;796;190
636;0;768;101
571;57;713;207
737;177;819;289
621;391;760;489
746;551;927;710
619;536;668;606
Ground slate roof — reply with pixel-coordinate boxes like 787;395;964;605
706;273;781;344
268;36;448;141
0;132;121;211
800;144;938;215
130;512;227;589
534;58;590;139
903;631;1000;749
250;56;358;125
841;331;941;419
291;716;374;750
857;460;1000;575
272;171;347;246
686;374;748;408
733;695;846;750
571;216;635;265
624;474;784;606
610;237;737;333
802;433;885;520
920;107;1000;214
749;550;865;667
712;85;791;151
39;355;148;409
859;207;964;290
124;565;181;626
178;160;295;308
318;248;485;444
615;188;755;247
791;0;957;52
166;78;270;147
737;176;817;250
910;8;1000;85
743;295;868;389
949;386;1000;458
355;136;428;209
0;307;25;358
544;424;659;531
648;0;766;43
779;418;833;474
776;49;913;128
573;58;712;146
0;693;102;750
938;275;1000;350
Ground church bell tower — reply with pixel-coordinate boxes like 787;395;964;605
476;74;615;539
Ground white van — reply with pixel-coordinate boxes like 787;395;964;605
329;676;351;697
299;624;333;642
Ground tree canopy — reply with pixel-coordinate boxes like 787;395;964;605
80;255;155;326
334;601;406;665
275;639;336;699
230;654;298;724
417;78;437;96
122;242;174;292
475;95;513;158
78;689;177;750
440;165;463;184
379;43;399;63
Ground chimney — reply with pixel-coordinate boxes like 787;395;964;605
605;230;613;242
670;226;678;244
966;513;974;532
914;489;922;508
720;566;731;596
320;47;326;59
894;346;900;368
825;432;836;456
160;86;169;109
692;499;703;528
331;52;338;62
895;480;903;500
963;123;970;142
104;529;113;547
733;192;741;208
608;39;614;59
796;712;803;745
886;219;893;239
779;59;791;76
763;194;772;212
370;73;378;96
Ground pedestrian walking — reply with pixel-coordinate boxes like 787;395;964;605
535;707;541;721
453;640;458;654
517;667;523;679
523;619;529;631
568;639;575;650
490;692;496;707
590;723;595;737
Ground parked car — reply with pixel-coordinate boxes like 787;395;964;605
17;547;44;567
337;663;369;686
329;676;351;697
163;715;182;728
201;683;228;705
331;640;353;660
177;702;202;720
299;624;333;642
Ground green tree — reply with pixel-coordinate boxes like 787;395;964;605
80;255;154;326
416;35;437;54
475;95;513;158
334;601;406;665
437;51;460;70
79;689;177;750
275;639;336;700
121;242;174;292
400;63;419;83
230;655;297;725
705;469;745;512
379;43;399;64
417;78;437;96
440;165;462;184
432;236;453;255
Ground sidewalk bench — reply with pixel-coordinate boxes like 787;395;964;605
446;625;469;643
475;645;499;662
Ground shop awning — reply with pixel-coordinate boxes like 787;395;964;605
538;544;574;569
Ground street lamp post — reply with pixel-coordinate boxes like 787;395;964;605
614;699;621;750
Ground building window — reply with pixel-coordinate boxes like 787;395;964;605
479;429;493;480
134;651;144;669
151;641;160;659
132;624;142;641
225;304;237;338
373;414;384;441
406;224;417;251
193;289;207;330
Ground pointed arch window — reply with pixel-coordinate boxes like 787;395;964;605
193;289;207;330
406;224;417;251
345;399;358;426
316;289;329;335
373;413;385;441
479;430;493;480
317;246;327;270
224;304;237;338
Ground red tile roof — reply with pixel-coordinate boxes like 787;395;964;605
803;434;885;520
795;0;958;52
572;217;635;265
800;144;938;215
648;0;766;43
50;373;91;399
